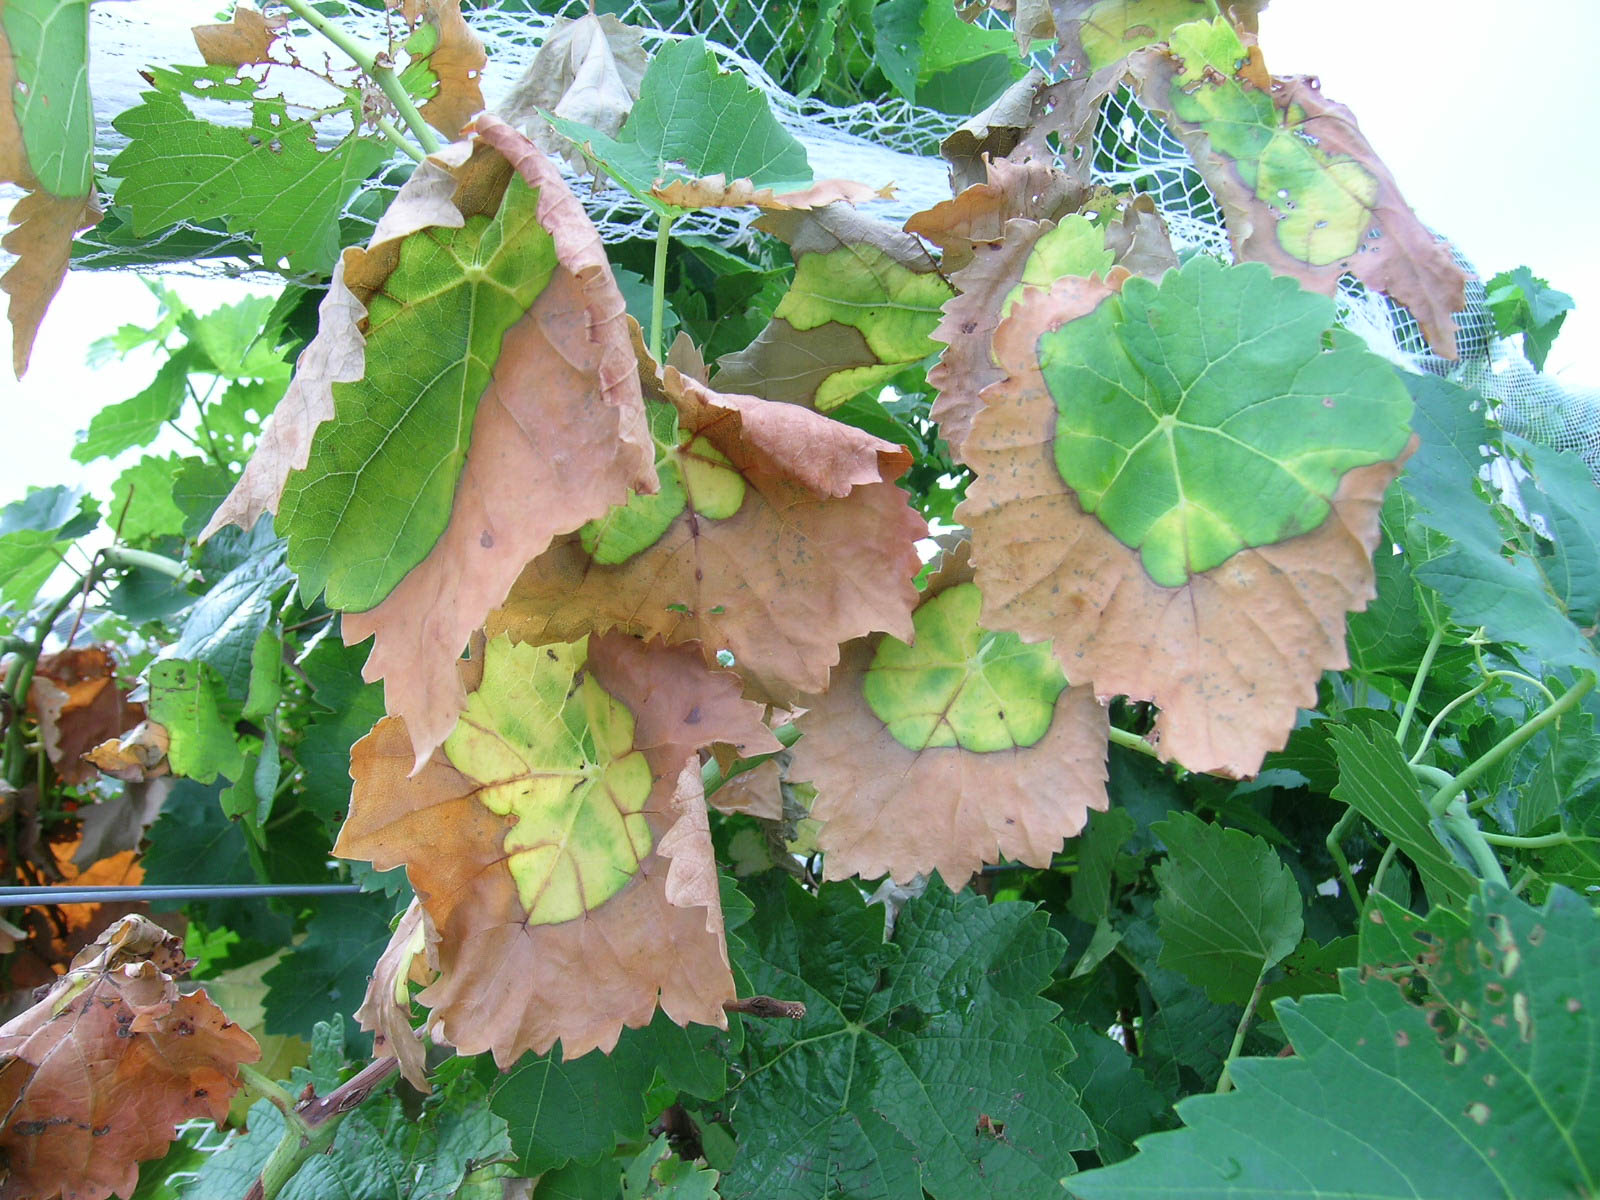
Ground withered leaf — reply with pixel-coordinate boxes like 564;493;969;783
959;274;1410;776
793;545;1108;885
0;916;259;1200
1051;0;1268;80
485;349;926;706
26;647;145;787
498;12;647;169
191;4;280;66
389;0;486;140
356;897;438;1091
335;634;777;1064
649;175;893;212
340;114;656;769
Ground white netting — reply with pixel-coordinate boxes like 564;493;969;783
50;1;1596;479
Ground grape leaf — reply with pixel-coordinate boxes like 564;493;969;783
1150;811;1304;1005
960;270;1410;776
335;634;778;1064
0;0;100;376
109;64;390;273
110;453;191;544
262;891;399;1047
159;542;291;699
1328;721;1476;909
1399;373;1600;672
490;1012;738;1175
26;646;143;788
724;874;1091;1199
499;11;647;170
1069;885;1600;1199
792;544;1109;885
1051;0;1267;78
714;205;953;411
191;3;279;66
71;351;196;463
1058;1022;1176;1166
0;917;259;1200
355;897;436;1090
545;35;811;215
337;116;657;768
146;659;245;785
390;0;485;140
1124;17;1467;358
485;344;926;707
649;175;892;211
872;0;1022;112
1486;265;1574;371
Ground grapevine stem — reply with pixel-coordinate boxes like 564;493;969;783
1478;829;1573;849
1431;671;1595;817
702;722;801;798
375;115;426;162
278;0;442;155
1324;808;1362;914
1216;964;1270;1094
1438;801;1509;887
1409;679;1489;765
1106;726;1159;758
1367;843;1399;899
1395;626;1444;749
650;210;677;363
244;1057;400;1200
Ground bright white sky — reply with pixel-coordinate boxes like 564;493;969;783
1;0;1595;500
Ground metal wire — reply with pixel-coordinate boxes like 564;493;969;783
0;884;362;907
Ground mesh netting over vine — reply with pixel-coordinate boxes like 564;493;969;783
53;0;1599;479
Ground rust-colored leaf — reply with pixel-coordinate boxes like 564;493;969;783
356;897;438;1091
388;0;485;140
26;648;145;787
82;722;170;784
959;276;1410;777
341;114;655;769
0;916;258;1200
485;347;926;706
650;175;894;211
1;190;100;380
336;634;776;1064
792;546;1108;885
191;4;281;66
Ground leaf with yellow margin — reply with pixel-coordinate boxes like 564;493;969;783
1125;17;1466;357
485;344;927;706
713;205;953;411
0;916;259;1200
0;0;101;377
336;634;778;1064
960;272;1412;777
793;544;1109;885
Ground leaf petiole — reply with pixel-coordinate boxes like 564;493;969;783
650;209;677;363
1216;963;1270;1094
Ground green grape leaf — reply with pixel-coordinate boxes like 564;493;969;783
623;1135;721;1199
1399;373;1600;672
261;892;400;1046
108;65;391;274
277;174;557;610
71;350;196;463
0;0;100;376
1070;885;1600;1199
1039;255;1411;587
110;452;192;544
792;547;1108;885
1051;0;1268;76
724;874;1091;1200
146;658;245;784
184;1071;510;1200
491;1012;739;1176
1486;265;1574;371
1124;17;1467;358
175;292;291;382
1328;721;1477;909
1058;1022;1177;1166
872;0;1022;110
960;268;1411;776
546;36;811;215
1149;811;1303;1004
160;543;292;700
298;639;388;831
715;205;953;411
0;485;96;607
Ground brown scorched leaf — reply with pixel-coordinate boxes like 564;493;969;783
959;276;1408;777
713;204;953;411
650;175;894;212
356;897;438;1091
1123;18;1465;357
793;545;1108;885
498;12;647;169
191;4;281;66
389;0;485;140
340;114;655;769
957;0;1054;51
335;634;778;1064
485;350;926;706
0;916;258;1200
25;647;145;787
